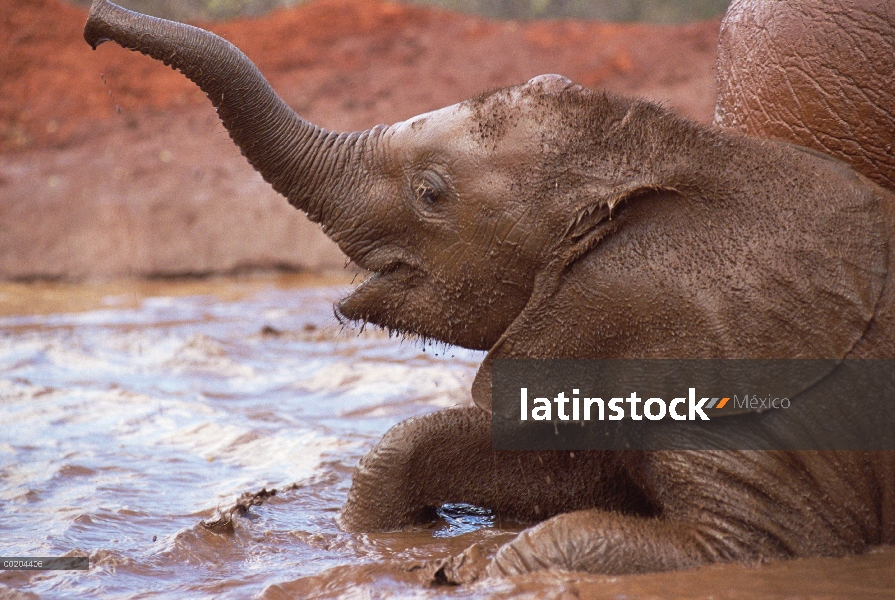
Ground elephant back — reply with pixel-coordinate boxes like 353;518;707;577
713;0;895;192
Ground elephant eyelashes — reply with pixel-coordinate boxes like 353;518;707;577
414;181;440;206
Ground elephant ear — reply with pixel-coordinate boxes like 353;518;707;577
471;185;678;410
472;167;890;410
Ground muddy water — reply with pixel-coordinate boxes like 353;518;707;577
1;274;894;599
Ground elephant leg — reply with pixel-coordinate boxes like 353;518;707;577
487;510;716;577
480;450;876;579
338;406;651;532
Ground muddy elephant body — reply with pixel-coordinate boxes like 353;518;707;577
83;0;895;580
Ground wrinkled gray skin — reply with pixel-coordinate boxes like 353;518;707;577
84;0;895;580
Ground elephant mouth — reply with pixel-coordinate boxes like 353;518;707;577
369;260;404;277
351;248;419;279
357;260;420;294
336;248;422;326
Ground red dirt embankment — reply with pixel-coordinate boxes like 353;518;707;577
0;0;720;279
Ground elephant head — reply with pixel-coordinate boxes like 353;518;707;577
84;0;892;411
81;0;704;352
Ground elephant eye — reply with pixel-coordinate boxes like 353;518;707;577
414;181;440;205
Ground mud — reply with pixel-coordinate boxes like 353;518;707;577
1;275;894;598
1;0;720;279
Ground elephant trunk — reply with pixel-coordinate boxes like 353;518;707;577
83;0;364;223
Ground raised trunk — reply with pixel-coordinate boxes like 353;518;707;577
83;0;359;221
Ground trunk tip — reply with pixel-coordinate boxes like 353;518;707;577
83;24;110;51
84;0;114;49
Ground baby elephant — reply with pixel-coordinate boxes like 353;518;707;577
84;0;895;579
